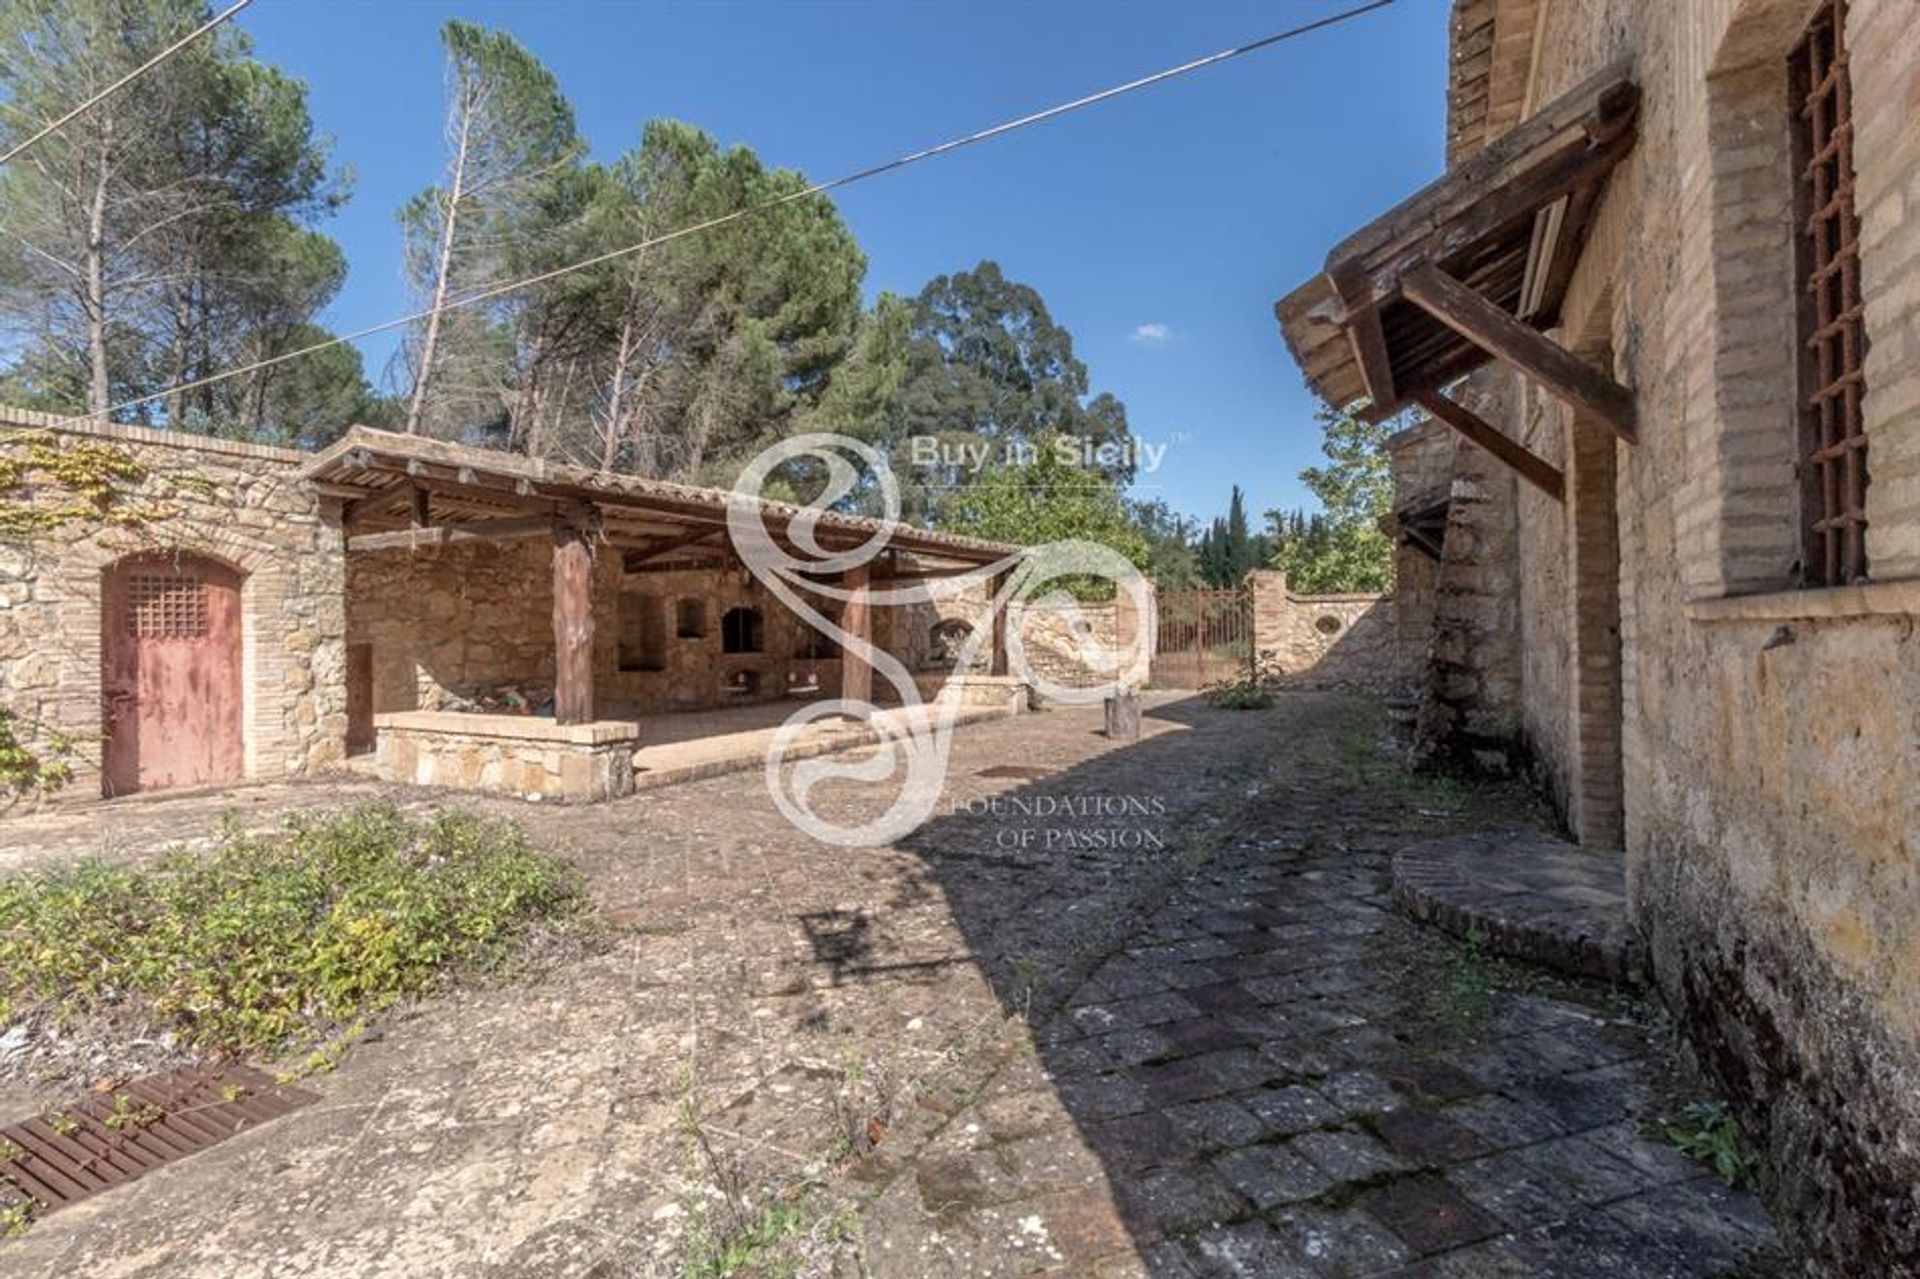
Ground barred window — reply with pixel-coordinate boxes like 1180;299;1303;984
127;574;208;639
1789;0;1869;586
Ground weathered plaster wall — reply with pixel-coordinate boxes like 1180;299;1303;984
0;410;345;801
1451;0;1920;1265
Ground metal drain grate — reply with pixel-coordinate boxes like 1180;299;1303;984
977;764;1054;780
0;1064;316;1219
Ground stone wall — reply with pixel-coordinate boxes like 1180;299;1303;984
1014;600;1121;691
377;710;636;802
1435;0;1920;1266
1245;570;1403;691
1406;392;1525;773
348;546;867;716
0;409;345;801
1383;419;1456;689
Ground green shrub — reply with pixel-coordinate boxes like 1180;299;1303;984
1664;1100;1761;1189
0;803;585;1054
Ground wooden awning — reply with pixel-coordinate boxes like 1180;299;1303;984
1274;59;1640;466
300;427;1017;572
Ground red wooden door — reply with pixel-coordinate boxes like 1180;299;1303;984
102;554;243;796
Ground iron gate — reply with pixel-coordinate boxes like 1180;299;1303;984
1150;586;1252;688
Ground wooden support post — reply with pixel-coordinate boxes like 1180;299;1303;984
552;521;595;725
989;570;1010;677
410;486;430;528
841;562;872;706
1414;389;1566;502
1400;262;1638;441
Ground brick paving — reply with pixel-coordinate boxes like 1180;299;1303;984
0;692;1780;1277
858;712;1777;1278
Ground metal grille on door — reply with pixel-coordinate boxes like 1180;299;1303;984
126;574;209;638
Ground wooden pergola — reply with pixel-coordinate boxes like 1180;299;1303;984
301;428;1019;725
1274;60;1641;501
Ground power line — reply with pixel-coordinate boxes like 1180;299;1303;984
103;0;1394;421
0;0;258;168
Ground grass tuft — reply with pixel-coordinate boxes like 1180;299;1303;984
0;802;585;1055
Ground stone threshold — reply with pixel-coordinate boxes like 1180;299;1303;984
1391;829;1648;985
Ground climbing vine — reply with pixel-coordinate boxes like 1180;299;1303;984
0;429;162;540
0;708;73;802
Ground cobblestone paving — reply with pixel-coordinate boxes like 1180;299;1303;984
0;693;1779;1277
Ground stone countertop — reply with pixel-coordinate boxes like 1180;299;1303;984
373;710;641;745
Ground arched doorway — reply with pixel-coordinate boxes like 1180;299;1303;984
101;552;244;796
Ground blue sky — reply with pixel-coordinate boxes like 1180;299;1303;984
236;0;1449;525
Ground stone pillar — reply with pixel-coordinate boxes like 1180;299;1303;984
552;521;595;725
842;562;872;705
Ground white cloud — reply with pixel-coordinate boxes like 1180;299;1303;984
1129;323;1175;344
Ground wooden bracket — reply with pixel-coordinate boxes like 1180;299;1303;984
1401;262;1636;441
1413;388;1566;502
1329;262;1397;410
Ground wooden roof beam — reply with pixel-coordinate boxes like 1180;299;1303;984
347;514;557;552
1401;262;1636;442
622;527;722;567
1413;388;1565;502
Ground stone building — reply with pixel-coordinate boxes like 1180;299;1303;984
1276;0;1918;1267
0;410;1047;805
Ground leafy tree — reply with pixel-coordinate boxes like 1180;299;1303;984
413;114;867;478
834;261;1134;520
0;0;360;432
1126;497;1200;587
1264;405;1394;593
400;19;584;438
945;433;1148;597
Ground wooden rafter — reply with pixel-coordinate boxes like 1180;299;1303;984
1402;263;1636;442
1275;63;1639;424
1413;388;1565;502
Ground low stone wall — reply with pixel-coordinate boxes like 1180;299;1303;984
376;711;637;802
1245;570;1402;691
906;673;1029;712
